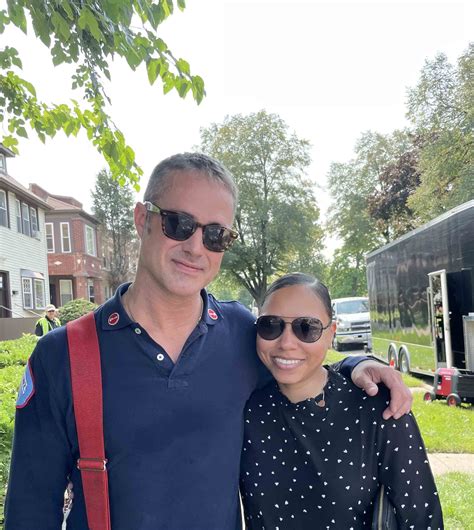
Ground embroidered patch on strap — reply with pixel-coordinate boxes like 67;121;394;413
16;361;35;408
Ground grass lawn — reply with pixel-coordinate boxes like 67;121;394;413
437;472;474;530
412;392;473;453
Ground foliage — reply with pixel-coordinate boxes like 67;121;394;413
0;334;36;368
411;393;473;453
0;364;25;519
406;44;474;220
207;272;255;309
0;0;205;188
366;141;421;237
437;472;474;530
92;169;138;291
58;298;97;325
199;110;325;308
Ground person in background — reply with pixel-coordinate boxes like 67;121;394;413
241;272;443;529
35;304;61;337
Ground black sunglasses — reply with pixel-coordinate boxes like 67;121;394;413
256;315;332;343
144;201;238;252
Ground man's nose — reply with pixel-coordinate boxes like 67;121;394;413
181;227;205;253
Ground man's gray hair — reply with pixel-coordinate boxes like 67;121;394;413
143;153;238;213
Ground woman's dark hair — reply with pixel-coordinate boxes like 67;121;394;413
262;272;332;319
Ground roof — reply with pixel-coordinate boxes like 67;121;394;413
0;173;51;210
29;183;99;224
366;199;474;260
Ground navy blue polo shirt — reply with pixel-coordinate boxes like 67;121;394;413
5;284;361;530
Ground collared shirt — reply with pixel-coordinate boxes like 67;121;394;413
5;284;361;530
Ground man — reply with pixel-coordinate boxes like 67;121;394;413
5;153;411;529
35;304;61;337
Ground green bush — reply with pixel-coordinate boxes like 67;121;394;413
0;364;25;517
0;334;37;368
58;298;97;325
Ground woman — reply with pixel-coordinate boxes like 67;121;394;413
240;273;443;529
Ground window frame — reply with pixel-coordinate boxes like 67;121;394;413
45;222;55;253
33;278;46;309
85;225;97;256
0;189;8;228
15;199;21;232
59;279;73;306
30;206;39;237
60;222;71;253
22;277;33;309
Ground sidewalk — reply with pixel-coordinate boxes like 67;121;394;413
428;452;474;476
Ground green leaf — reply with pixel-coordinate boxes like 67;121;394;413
2;135;19;149
176;58;190;75
146;58;161;85
177;0;186;11
51;12;70;40
7;2;27;34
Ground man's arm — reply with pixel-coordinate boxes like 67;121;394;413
333;356;412;420
4;347;73;529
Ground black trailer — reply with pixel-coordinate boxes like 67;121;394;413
366;200;474;383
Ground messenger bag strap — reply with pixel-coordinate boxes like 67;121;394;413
67;312;111;530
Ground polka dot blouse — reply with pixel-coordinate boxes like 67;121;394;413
240;368;443;529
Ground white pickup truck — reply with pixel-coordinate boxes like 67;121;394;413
332;297;371;351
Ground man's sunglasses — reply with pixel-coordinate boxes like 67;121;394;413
256;315;332;343
144;201;238;252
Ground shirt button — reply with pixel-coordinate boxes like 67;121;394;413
156;353;165;361
134;328;141;335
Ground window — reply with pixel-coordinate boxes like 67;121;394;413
22;278;33;309
21;202;31;236
61;222;71;252
45;223;55;252
87;279;95;303
0;154;5;173
0;190;7;227
15;200;21;232
34;279;46;308
59;279;73;306
21;274;46;310
30;207;39;237
15;199;39;237
85;225;96;256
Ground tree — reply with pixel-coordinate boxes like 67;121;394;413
199;110;325;308
406;44;474;220
366;139;421;238
92;170;138;291
0;1;205;188
58;298;97;324
326;130;413;296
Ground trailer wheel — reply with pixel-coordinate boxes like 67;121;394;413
388;345;397;369
332;337;340;351
423;391;436;402
398;350;410;374
446;393;461;407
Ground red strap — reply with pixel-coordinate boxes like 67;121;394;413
67;312;111;530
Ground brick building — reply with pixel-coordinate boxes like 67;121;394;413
29;184;106;307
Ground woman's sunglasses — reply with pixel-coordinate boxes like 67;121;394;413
144;201;238;252
256;315;332;343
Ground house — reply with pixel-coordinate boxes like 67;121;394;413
0;146;52;320
29;184;106;307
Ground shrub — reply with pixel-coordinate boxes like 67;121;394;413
0;334;37;368
58;298;98;325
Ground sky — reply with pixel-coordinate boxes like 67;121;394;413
4;0;473;256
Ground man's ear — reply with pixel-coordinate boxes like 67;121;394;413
134;202;147;239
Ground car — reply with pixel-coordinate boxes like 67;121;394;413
332;297;371;351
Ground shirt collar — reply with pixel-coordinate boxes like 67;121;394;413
101;283;223;330
101;282;134;330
